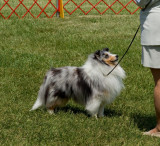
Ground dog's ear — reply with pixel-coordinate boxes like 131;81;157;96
94;50;101;60
94;50;101;57
103;48;109;52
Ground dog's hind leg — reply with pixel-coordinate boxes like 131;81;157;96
47;106;56;115
46;96;70;114
85;98;101;118
98;102;106;118
46;97;57;115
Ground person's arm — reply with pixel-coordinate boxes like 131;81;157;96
134;0;151;8
149;0;160;6
135;0;160;8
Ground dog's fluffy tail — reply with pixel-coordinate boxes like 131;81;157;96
30;76;50;111
30;96;43;111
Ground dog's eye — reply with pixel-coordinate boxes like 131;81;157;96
105;54;109;58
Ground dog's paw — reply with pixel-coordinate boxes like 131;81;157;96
98;114;104;118
94;115;98;120
90;114;98;120
47;109;55;115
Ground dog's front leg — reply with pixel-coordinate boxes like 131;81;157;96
98;102;106;118
85;98;101;118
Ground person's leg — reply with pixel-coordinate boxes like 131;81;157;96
149;68;160;133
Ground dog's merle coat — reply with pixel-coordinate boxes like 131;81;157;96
44;67;93;106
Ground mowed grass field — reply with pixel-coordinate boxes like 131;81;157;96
1;1;160;145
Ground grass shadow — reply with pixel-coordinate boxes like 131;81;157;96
104;108;122;117
57;105;122;118
131;113;156;131
57;105;87;116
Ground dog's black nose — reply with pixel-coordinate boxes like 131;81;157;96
116;55;118;58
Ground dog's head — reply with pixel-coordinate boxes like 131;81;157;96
94;48;119;66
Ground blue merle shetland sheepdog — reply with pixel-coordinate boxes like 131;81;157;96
30;48;125;118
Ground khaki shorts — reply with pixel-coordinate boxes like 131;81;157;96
142;45;160;69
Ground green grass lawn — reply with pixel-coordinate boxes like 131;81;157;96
0;4;160;145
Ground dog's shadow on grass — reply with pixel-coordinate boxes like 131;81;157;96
57;105;122;117
57;105;87;116
104;108;122;117
131;113;156;131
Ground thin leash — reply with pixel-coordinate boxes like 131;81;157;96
106;0;151;76
106;24;140;76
